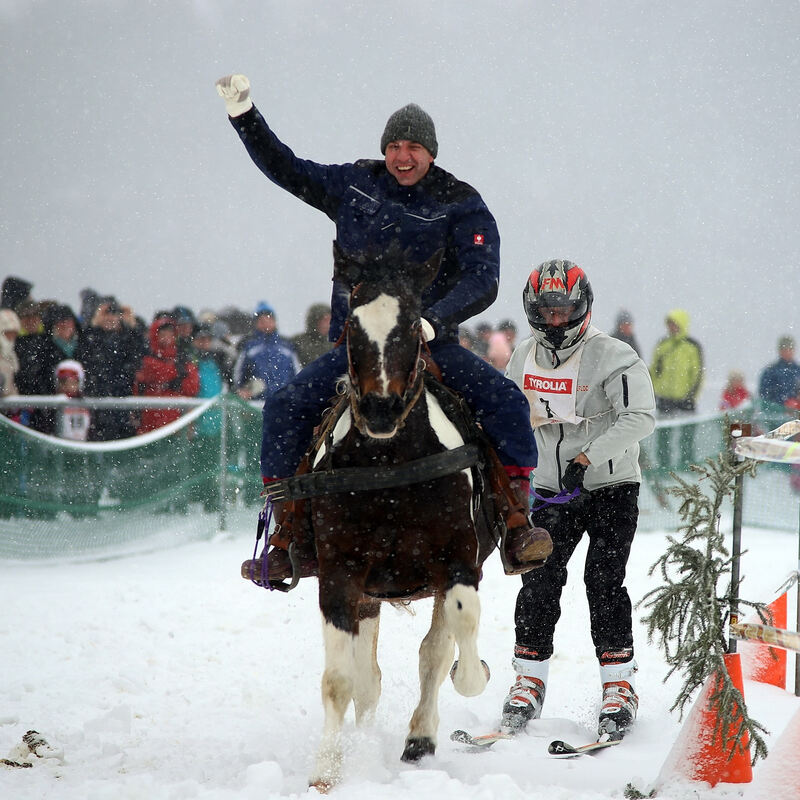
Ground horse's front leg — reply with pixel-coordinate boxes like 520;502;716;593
445;583;488;697
353;600;381;725
310;585;361;791
403;594;455;762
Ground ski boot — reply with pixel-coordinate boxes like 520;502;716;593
598;654;638;738
500;654;549;732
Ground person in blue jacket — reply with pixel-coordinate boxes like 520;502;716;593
233;302;298;402
758;335;800;414
216;75;545;581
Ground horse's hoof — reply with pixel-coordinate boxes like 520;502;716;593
449;659;491;683
309;780;332;794
401;736;435;762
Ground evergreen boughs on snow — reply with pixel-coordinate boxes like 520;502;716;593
623;784;655;800
637;451;769;765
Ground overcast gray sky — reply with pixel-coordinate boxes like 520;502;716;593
2;0;798;409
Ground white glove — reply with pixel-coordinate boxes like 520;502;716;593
420;318;436;342
215;74;253;117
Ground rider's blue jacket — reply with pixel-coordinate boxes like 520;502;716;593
229;106;500;344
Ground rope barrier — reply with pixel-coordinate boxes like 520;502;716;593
0;396;219;452
734;420;800;464
730;621;800;654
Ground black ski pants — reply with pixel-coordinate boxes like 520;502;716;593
514;483;640;661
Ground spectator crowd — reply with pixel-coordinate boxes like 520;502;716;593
0;275;328;441
2;276;798;471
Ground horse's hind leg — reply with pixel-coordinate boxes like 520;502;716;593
403;594;455;762
353;600;381;724
445;584;488;697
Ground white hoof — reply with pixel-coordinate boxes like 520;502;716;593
450;659;490;695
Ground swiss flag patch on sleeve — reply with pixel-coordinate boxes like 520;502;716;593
473;233;485;246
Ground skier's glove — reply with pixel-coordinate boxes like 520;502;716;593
420;318;436;342
562;460;588;492
215;74;253;117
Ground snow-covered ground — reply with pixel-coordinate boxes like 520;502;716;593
2;523;798;799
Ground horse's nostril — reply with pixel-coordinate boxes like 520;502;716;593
360;393;404;433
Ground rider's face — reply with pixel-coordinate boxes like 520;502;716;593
384;140;434;186
540;305;574;327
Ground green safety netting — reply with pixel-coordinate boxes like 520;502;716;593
0;395;263;560
636;410;799;533
0;399;797;561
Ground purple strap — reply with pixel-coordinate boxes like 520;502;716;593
252;501;275;590
530;487;581;511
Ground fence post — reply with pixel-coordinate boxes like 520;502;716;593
218;391;228;531
728;422;751;654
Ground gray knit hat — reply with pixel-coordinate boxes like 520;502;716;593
380;103;438;158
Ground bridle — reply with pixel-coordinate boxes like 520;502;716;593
344;286;427;435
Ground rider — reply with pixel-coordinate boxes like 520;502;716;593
216;75;550;580
501;259;655;739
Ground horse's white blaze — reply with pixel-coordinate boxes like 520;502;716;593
407;595;455;745
352;294;400;394
444;585;486;696
425;389;474;497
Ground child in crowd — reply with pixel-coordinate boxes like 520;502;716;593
719;370;751;411
0;309;21;399
54;360;91;441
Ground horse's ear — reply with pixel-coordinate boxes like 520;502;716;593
332;240;363;288
417;248;444;293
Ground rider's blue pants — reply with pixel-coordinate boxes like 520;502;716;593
260;342;538;479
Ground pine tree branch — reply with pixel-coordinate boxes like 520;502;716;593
637;452;768;764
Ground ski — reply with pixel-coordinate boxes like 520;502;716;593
450;729;514;749
548;735;622;757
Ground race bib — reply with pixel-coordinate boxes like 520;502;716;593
522;340;589;428
58;406;91;441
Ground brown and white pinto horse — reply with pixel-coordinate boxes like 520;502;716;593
306;243;496;790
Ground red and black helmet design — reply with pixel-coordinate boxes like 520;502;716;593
523;259;593;350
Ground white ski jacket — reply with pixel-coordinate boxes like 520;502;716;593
506;325;655;493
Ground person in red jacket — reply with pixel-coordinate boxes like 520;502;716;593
719;370;751;411
134;314;199;433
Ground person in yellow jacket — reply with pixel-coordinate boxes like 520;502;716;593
649;309;704;470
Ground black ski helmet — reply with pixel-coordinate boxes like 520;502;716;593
523;259;593;350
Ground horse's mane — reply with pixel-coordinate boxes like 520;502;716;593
332;240;442;295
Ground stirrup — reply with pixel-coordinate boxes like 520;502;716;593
498;520;552;575
241;542;302;593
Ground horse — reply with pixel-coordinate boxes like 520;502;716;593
298;242;499;790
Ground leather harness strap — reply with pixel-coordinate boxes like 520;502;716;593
263;443;482;502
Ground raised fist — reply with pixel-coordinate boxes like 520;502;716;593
215;74;253;117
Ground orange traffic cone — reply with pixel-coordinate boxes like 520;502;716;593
747;705;800;800
740;592;788;690
658;652;753;786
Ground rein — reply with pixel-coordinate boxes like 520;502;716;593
530;487;581;511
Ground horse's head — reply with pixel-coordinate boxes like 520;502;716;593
334;241;443;439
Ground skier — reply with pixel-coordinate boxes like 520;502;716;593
215;74;548;582
501;259;655;739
